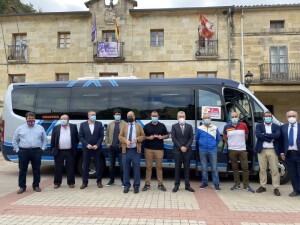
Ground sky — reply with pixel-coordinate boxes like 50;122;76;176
20;0;300;12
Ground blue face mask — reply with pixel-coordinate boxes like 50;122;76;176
203;118;211;125
231;118;239;124
151;117;158;123
264;117;272;124
60;119;68;126
114;115;121;121
90;115;96;121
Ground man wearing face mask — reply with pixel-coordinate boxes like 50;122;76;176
223;112;255;193
255;111;281;196
51;114;79;189
79;111;104;189
142;111;169;192
280;110;300;197
171;111;195;192
119;111;145;194
105;109;126;187
12;112;48;194
196;113;221;191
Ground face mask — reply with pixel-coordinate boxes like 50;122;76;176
231;118;239;124
90;115;96;121
27;119;35;126
203;119;211;125
60;119;68;126
114;115;121;121
264;117;272;124
178;118;185;124
128;117;134;123
288;117;297;124
151;117;158;123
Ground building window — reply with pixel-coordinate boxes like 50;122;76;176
150;73;164;79
56;73;69;81
197;72;216;78
9;74;25;84
270;46;288;78
102;31;116;42
270;20;284;29
58;32;70;48
150;30;164;47
99;73;118;77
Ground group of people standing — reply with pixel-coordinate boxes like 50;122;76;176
12;109;300;198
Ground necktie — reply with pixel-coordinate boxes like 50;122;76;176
180;124;185;135
289;124;294;146
129;123;133;141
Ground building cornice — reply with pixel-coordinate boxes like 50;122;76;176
0;11;90;18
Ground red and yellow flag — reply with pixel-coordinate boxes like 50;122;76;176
199;14;216;40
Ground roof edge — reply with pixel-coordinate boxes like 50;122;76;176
0;11;90;17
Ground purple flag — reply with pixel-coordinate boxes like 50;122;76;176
91;15;96;42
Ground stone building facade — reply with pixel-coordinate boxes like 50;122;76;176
0;0;299;121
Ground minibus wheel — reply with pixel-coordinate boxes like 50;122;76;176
267;159;290;185
77;155;97;178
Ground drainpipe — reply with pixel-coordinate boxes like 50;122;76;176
228;7;232;80
241;9;245;84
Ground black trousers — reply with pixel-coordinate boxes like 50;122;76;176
82;149;104;184
54;150;75;186
174;151;192;187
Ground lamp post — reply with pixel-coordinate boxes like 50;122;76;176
244;71;253;88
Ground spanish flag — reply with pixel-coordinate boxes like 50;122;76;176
115;18;119;42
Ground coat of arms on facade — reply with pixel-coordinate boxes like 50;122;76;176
104;0;116;25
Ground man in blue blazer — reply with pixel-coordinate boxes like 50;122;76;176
280;110;300;197
255;111;281;196
51;114;79;189
79;111;104;189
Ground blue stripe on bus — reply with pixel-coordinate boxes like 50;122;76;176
136;120;144;128
109;80;119;87
83;80;102;87
67;80;79;88
37;120;44;125
7;155;54;161
45;120;58;135
4;141;13;147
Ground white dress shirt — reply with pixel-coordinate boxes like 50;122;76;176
59;125;72;149
263;123;274;149
88;122;95;135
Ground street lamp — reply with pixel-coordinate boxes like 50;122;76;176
244;71;253;88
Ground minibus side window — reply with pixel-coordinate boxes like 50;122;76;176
198;89;223;120
12;88;37;116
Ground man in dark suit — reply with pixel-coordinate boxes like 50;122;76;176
280;110;300;197
51;114;79;189
171;111;194;192
255;111;281;196
79;111;104;189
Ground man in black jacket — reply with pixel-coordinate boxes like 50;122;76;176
51;114;79;189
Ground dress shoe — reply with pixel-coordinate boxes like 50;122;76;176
17;187;26;194
123;188;129;193
80;183;87;189
134;188;139;194
274;188;281;196
185;186;195;192
33;186;41;192
69;184;75;188
256;186;266;193
54;185;60;189
289;191;299;197
97;182;103;188
172;186;179;193
158;184;167;192
142;185;150;191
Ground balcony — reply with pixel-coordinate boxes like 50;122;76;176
7;45;28;63
93;42;124;63
259;63;300;84
195;39;218;60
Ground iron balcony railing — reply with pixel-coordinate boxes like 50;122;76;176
7;45;28;61
259;63;300;82
93;42;124;62
195;39;218;58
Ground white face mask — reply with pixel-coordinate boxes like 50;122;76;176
178;118;185;124
288;117;297;124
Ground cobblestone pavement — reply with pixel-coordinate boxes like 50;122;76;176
1;154;300;225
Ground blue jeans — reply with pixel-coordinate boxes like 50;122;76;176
199;149;219;186
122;148;141;189
18;148;43;189
108;146;123;183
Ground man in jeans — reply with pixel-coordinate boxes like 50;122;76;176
223;112;255;193
105;109;126;187
142;111;169;192
196;113;221;191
